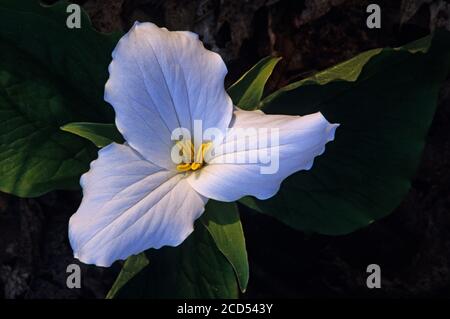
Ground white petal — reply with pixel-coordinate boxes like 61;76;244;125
69;143;207;267
105;22;233;169
187;109;338;201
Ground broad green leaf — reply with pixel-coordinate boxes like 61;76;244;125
264;35;432;96
228;56;281;110
106;222;239;299
201;200;249;292
241;31;450;235
290;48;382;87
0;0;119;197
61;122;124;148
106;253;149;299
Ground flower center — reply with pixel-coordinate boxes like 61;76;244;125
175;140;212;172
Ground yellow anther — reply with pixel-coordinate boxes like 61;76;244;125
176;141;211;172
176;163;192;172
190;162;202;171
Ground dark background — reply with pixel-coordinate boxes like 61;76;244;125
1;0;449;298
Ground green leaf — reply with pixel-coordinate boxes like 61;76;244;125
241;31;450;235
0;0;119;197
106;222;239;299
201;200;249;293
61;122;124;148
228;56;281;110
287;48;382;87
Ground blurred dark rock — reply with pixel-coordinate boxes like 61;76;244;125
0;191;120;299
83;0;125;32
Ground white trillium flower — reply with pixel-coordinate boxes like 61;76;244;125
69;22;339;267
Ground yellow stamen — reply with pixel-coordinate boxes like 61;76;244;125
176;163;192;172
176;141;211;172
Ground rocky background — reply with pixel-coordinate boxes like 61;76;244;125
1;0;449;298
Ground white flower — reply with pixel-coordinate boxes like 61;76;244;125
69;22;339;267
